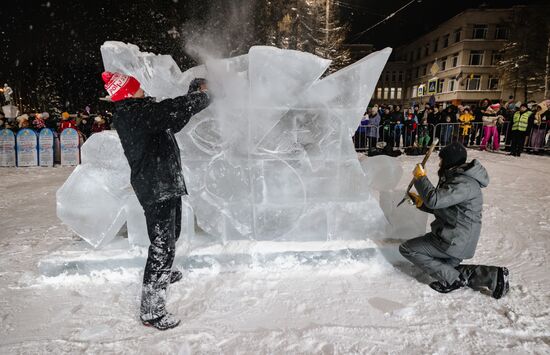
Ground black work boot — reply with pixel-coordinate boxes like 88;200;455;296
492;267;509;299
170;270;183;284
142;313;181;330
429;275;466;294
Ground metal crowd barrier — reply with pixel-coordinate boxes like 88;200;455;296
525;121;549;152
354;121;549;153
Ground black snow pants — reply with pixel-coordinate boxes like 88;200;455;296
510;130;526;156
399;236;501;292
140;197;182;321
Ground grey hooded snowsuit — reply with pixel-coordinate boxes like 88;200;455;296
399;160;501;289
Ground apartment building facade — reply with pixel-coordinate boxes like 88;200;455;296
373;7;516;107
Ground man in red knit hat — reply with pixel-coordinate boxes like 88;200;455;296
102;71;210;330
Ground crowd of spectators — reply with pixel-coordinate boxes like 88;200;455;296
355;97;550;157
0;109;113;142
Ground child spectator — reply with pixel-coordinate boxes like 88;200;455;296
458;107;474;146
59;112;77;133
417;117;431;149
91;115;108;134
480;104;502;151
32;113;46;130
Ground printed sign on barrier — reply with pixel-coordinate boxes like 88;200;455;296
39;128;55;167
16;128;38;167
0;129;16;167
60;128;80;166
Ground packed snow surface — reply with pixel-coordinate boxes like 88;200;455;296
1;150;550;353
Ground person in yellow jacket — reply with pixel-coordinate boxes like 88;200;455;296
458;107;474;146
510;103;532;157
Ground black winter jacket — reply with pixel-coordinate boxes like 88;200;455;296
113;93;209;206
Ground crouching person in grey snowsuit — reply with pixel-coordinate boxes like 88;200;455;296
102;72;210;330
399;142;509;298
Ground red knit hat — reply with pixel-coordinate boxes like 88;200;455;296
102;72;141;102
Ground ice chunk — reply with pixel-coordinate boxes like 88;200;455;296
56;165;128;248
101;41;206;101
359;155;403;191
80;131;131;194
57;132;132;248
379;190;428;239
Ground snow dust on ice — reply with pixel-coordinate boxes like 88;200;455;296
0;150;549;354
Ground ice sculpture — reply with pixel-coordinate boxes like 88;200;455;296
58;41;394;248
178;46;393;241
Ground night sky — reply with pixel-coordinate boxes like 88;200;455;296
0;0;534;112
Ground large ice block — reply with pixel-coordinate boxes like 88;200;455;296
175;46;392;242
57;132;132;248
56;165;128;248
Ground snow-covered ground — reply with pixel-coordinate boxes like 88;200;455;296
1;150;549;354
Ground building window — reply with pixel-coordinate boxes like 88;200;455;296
469;50;484;66
449;80;456;92
473;24;488;39
491;51;502;66
440;57;447;71
398;71;403;82
454;28;462;42
437;79;445;93
422;65;427;76
385;71;390;82
424;44;430;57
377;87;382;99
391;71;396;82
495;26;509;40
416;48;421;60
488;77;499;90
383;87;389;99
433;38;439;53
451;53;459;67
412;85;418;98
443;34;450;48
397;88;403;100
466;75;481;90
390;88;396;99
415;67;420;78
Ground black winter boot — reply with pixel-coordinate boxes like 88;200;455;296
142;313;181;330
429;275;466;294
492;267;509;299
